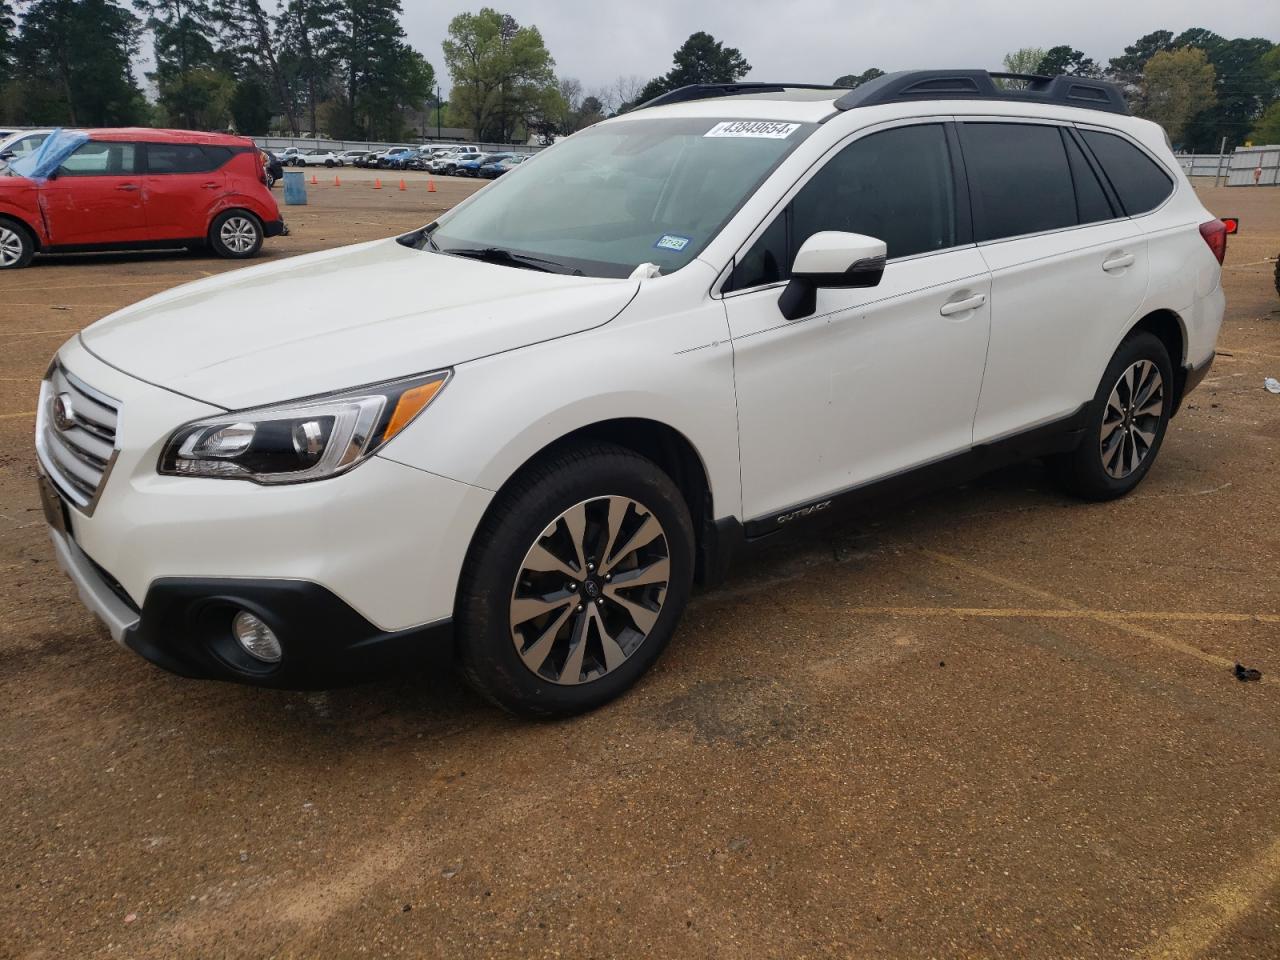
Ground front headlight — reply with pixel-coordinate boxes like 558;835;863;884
159;371;450;484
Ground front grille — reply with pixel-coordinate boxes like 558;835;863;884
35;364;120;513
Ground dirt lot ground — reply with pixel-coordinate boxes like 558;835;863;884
2;178;1279;960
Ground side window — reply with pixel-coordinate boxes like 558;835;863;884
791;123;956;264
57;141;139;177
962;123;1078;241
146;143;224;174
1063;131;1115;225
732;212;787;290
1079;129;1174;216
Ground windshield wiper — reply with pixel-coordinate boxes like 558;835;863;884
443;246;566;274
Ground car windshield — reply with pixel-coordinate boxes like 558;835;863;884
423;116;815;278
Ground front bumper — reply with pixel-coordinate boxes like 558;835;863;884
49;526;451;687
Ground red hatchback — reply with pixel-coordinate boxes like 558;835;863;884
0;128;285;270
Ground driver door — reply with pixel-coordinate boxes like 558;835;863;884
724;122;992;522
38;140;148;246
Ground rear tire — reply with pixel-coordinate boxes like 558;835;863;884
455;444;695;718
208;210;264;259
1054;331;1174;501
0;217;35;269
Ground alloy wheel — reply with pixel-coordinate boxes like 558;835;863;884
219;217;258;255
509;495;670;686
1100;358;1164;479
0;225;23;267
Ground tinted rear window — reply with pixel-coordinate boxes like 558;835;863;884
1063;132;1115;224
960;123;1076;242
146;143;228;174
1079;129;1173;216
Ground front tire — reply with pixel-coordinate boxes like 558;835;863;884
0;218;35;269
1054;331;1174;501
456;444;695;717
209;210;264;259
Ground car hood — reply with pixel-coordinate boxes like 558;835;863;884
80;239;639;409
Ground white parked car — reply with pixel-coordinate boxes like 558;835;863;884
0;128;55;167
429;146;481;175
271;147;302;164
37;71;1225;716
295;149;343;167
338;149;368;165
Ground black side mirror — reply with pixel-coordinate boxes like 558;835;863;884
0;151;14;162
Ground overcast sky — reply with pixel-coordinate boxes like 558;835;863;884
399;0;1279;100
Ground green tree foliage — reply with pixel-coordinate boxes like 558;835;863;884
1172;29;1277;150
1037;46;1099;77
0;0;15;87
134;0;226;127
633;31;751;106
214;0;299;134
1001;47;1045;75
833;68;884;89
229;74;270;133
1138;47;1216;145
323;0;433;140
278;0;338;135
8;0;148;125
1108;30;1174;89
443;8;558;141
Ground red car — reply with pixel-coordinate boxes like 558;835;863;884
0;128;285;270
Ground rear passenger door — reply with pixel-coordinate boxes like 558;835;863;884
725;121;993;521
143;143;232;240
960;120;1149;444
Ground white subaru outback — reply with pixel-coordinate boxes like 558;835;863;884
36;71;1226;716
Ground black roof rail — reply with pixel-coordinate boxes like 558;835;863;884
637;82;843;110
834;69;1128;115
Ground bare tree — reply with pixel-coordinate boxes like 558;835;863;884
613;73;645;111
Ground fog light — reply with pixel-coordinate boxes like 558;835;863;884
232;611;282;663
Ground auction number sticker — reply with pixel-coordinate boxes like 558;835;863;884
705;120;800;139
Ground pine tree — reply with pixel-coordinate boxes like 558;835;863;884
13;0;147;125
134;0;226;127
278;0;338;136
0;0;15;89
212;0;298;134
325;0;433;139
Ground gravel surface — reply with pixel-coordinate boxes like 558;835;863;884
1;180;1278;959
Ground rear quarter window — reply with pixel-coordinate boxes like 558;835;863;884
1079;129;1174;216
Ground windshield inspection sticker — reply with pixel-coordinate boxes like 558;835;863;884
704;120;801;139
654;234;691;252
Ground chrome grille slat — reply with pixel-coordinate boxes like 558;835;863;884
36;363;120;514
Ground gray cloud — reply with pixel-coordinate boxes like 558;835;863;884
400;0;1278;99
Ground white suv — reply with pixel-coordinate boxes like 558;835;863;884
36;71;1225;716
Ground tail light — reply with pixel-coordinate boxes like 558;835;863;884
1199;219;1228;265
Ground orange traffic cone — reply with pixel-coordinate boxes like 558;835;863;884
334;175;341;187
398;179;407;191
310;174;317;185
373;178;382;190
427;179;437;193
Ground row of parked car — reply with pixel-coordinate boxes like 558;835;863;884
266;144;530;178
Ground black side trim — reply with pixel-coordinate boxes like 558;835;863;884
698;516;745;588
742;404;1089;538
43;238;204;254
1173;352;1214;416
263;218;287;238
124;578;452;689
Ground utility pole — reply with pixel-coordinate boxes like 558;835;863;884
437;85;442;141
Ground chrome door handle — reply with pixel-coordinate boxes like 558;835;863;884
939;293;987;317
116;184;139;192
201;182;220;189
1102;253;1135;271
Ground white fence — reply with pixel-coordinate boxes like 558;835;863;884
1175;145;1280;186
